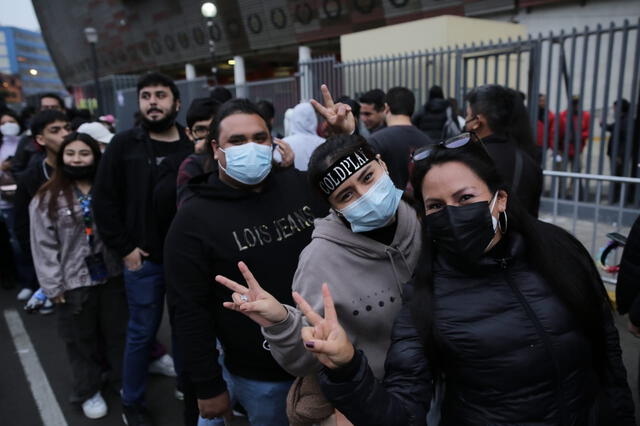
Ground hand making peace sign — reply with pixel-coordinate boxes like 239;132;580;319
310;84;357;135
293;283;355;370
215;261;289;328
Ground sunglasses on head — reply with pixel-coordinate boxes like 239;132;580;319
412;132;484;163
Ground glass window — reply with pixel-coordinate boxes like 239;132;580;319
0;45;7;55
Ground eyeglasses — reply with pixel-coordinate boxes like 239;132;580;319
412;132;483;163
191;125;209;139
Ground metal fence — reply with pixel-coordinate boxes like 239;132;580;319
299;19;640;206
226;76;300;137
540;170;640;286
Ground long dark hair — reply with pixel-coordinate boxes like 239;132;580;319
467;85;537;158
36;132;102;220
409;142;610;380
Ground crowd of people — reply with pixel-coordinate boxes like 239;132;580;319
0;73;637;426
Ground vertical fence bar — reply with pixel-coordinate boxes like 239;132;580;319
505;37;512;87
611;20;630;189
623;19;640;185
543;33;554;172
552;31;566;195
482;49;489;85
454;46;461;105
585;25;602;175
529;36;543;141
410;52;416;96
591;181;603;255
462;43;469;102
418;53;424;105
597;23;617;175
472;43;478;89
516;36;523;91
404;53;409;88
566;28;579;192
447;48;452;98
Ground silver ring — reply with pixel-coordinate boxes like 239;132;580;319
239;294;249;303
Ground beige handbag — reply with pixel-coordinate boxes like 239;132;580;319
286;375;353;426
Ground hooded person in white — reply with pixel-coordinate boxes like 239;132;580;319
284;102;325;171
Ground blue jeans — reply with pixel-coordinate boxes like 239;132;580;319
198;361;292;426
122;260;166;406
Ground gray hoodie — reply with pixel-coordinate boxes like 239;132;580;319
263;200;421;379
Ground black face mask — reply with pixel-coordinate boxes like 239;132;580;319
141;105;178;133
424;200;497;264
62;164;96;180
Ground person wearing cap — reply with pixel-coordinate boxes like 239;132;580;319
215;132;422;424
77;122;114;153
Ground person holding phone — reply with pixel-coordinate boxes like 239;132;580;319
29;132;126;420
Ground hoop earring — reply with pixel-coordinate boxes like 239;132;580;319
498;211;508;234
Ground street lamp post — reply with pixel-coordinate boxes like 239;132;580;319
83;27;104;116
201;2;218;85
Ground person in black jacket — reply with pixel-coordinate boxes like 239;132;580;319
164;99;327;426
464;84;543;217
93;72;192;426
294;139;635;426
616;215;640;391
412;86;449;141
368;87;433;190
13;110;70;304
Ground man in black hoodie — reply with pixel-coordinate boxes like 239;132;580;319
93;72;192;426
412;85;449;141
164;99;327;426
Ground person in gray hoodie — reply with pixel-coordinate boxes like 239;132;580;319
215;134;421;383
283;102;325;171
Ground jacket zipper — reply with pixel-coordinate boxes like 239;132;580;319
501;260;569;425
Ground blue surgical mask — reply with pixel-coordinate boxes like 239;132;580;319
220;142;273;185
339;173;403;232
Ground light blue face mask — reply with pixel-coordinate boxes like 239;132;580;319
339;173;403;233
220;142;273;185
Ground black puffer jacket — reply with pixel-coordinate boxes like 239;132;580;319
413;98;449;141
320;234;635;426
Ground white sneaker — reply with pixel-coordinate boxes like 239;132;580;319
39;299;54;315
17;288;33;301
148;354;176;377
174;388;184;400
82;391;107;419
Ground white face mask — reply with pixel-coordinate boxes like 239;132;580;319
0;122;20;137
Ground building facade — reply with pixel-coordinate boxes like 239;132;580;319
0;26;66;103
34;0;637;89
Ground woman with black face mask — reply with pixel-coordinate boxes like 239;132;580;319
290;134;635;426
29;132;127;420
